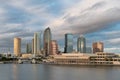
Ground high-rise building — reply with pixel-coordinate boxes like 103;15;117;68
44;27;52;56
64;33;73;53
26;43;32;53
34;32;41;55
92;42;104;53
32;39;34;54
50;40;58;55
40;31;44;50
14;37;21;56
86;47;92;53
77;35;86;53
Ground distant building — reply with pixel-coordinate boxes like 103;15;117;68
92;42;104;53
32;39;34;54
40;31;44;50
50;40;58;55
21;54;33;58
77;35;86;53
34;32;41;55
14;37;21;56
44;27;52;56
64;33;73;53
26;43;32;53
86;47;92;53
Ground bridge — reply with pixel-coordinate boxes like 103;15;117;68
18;58;39;64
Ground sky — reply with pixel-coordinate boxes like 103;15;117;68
0;0;120;53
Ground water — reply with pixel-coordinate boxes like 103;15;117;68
0;64;120;80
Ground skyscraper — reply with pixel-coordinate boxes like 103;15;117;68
86;47;92;53
32;39;34;54
34;32;41;55
77;35;86;53
64;33;73;53
44;27;52;56
40;31;44;50
26;43;32;53
92;42;104;53
14;37;21;56
50;40;58;55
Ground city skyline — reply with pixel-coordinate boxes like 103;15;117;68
0;0;120;53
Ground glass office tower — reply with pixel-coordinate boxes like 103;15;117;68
64;33;73;53
26;43;32;53
34;32;41;55
44;27;52;56
77;35;86;53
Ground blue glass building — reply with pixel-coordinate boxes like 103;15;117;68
26;43;32;53
44;27;52;56
77;35;86;53
64;33;73;53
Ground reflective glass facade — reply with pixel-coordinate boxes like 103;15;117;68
77;36;86;53
44;27;52;56
26;43;32;53
34;32;41;55
64;34;73;53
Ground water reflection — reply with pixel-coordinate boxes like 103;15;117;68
32;64;39;80
0;64;120;80
12;64;18;80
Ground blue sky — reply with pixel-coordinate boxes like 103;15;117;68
0;0;120;53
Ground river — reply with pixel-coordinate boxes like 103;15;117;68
0;64;120;80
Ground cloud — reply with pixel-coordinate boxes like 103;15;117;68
48;0;120;40
0;0;120;53
106;38;120;45
0;0;55;52
104;48;120;53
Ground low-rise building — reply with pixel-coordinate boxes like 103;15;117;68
52;52;120;65
21;54;33;59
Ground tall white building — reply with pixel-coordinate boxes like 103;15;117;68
34;32;41;55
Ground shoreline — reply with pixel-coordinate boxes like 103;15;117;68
41;62;120;66
1;61;120;66
1;62;120;67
